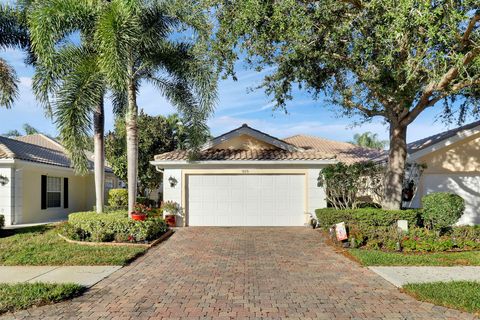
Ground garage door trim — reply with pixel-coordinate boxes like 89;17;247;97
182;169;309;226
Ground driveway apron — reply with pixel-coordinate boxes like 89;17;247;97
2;227;476;319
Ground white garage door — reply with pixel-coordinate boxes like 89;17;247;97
187;174;305;226
423;174;480;225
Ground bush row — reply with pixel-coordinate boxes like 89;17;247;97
107;189;157;209
315;208;420;229
0;214;4;229
66;211;168;243
348;225;480;252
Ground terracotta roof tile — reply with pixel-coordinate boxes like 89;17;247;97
0;134;113;172
283;135;384;164
154;149;336;161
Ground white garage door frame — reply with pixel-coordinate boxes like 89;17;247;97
182;169;309;227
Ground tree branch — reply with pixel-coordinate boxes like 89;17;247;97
461;13;480;49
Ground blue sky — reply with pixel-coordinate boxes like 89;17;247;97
0;46;462;144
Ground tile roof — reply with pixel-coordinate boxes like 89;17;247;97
0;134;113;172
283;135;384;164
154;149;336;161
0;135;73;167
407;120;480;154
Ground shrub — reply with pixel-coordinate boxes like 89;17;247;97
136;197;157;207
108;189;128;208
0;215;4;229
67;211;168;243
422;192;465;230
315;208;420;229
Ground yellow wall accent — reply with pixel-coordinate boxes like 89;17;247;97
213;134;279;150
418;133;480;173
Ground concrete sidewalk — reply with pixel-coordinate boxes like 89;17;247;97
369;266;480;287
0;266;121;287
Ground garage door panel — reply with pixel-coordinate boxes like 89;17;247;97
187;174;305;226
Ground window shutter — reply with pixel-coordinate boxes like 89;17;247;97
64;178;69;209
41;175;47;210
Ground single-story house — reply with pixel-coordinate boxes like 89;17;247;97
407;120;480;225
0;134;121;226
151;124;383;227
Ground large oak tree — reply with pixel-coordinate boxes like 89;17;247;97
209;0;480;209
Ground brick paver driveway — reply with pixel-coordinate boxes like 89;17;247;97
3;227;476;319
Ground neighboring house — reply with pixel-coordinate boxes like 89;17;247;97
151;124;383;227
407;120;480;225
0;134;121;226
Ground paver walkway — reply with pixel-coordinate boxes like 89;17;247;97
370;266;480;287
2;227;476;319
0;266;121;288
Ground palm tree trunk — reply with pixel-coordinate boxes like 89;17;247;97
93;98;105;213
382;121;407;210
126;78;138;215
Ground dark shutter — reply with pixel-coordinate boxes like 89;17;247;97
64;178;69;209
41;175;47;210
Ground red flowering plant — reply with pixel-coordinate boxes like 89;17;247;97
132;203;153;217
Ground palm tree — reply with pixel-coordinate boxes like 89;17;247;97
28;1;107;213
350;132;387;150
0;4;29;108
93;0;217;213
30;0;217;214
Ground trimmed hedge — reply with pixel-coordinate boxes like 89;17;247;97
315;208;420;229
422;192;465;230
0;215;4;229
349;225;480;252
67;211;167;243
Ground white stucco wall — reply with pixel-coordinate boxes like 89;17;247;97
162;169;183;225
307;169;326;215
0;167;14;226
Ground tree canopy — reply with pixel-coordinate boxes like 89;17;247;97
209;0;480;209
0;4;29;108
105;112;200;195
350;132;387;150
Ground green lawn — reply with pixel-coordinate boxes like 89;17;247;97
0;225;146;266
0;282;84;315
404;281;480;314
349;249;480;266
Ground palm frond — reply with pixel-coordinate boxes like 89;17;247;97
28;0;97;68
54;55;105;174
94;0;141;91
0;4;29;50
0;58;18;108
33;45;96;116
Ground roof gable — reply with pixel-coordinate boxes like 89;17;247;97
203;124;299;152
408;120;480;160
13;134;64;152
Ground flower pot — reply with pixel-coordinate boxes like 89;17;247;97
131;213;147;221
165;214;176;227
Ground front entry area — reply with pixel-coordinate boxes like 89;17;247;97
186;174;305;226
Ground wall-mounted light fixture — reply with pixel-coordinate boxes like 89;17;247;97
168;176;178;188
0;175;8;186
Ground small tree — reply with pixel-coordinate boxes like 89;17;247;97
318;162;384;209
105;112;203;196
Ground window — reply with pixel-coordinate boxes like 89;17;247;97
105;178;114;190
47;176;61;208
